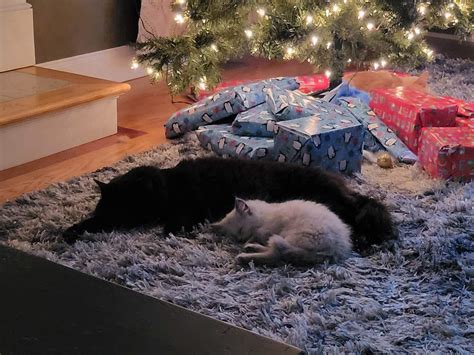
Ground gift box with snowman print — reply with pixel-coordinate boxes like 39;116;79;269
273;107;365;175
338;97;418;164
165;78;299;139
165;88;245;138
195;124;275;160
233;77;299;110
265;86;339;121
231;103;278;138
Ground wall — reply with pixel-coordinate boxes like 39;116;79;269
28;0;140;63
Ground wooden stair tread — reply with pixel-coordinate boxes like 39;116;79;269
0;67;130;127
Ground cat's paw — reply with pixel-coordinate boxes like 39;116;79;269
243;243;267;253
235;253;252;265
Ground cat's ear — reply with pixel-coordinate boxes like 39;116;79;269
235;198;251;216
415;71;429;87
93;179;108;193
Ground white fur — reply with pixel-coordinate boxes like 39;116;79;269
213;199;352;266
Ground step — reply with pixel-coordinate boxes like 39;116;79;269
0;67;130;170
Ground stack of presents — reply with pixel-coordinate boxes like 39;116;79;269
164;74;474;181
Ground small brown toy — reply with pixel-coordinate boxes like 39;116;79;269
377;152;394;169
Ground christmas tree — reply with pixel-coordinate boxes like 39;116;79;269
134;0;472;94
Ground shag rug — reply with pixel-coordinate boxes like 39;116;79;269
1;57;473;354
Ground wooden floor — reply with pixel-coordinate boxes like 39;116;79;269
0;57;313;203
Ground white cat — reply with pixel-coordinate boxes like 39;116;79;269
212;198;352;266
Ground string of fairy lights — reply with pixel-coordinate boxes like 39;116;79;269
132;0;471;90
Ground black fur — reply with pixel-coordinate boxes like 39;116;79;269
63;157;396;251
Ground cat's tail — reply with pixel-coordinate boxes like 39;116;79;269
350;193;398;251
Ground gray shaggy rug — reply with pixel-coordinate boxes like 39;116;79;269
1;57;473;354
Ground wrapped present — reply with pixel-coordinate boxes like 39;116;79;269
165;88;246;138
370;88;458;153
265;87;338;121
295;74;330;94
234;77;299;110
231;103;277;137
418;127;474;180
455;117;474;130
195;124;275;160
193;77;299;101
333;82;371;105
339;97;418;164
274;110;364;175
444;98;474;118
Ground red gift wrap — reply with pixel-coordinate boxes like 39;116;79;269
295;74;330;94
455;117;474;130
418;127;474;180
444;98;474;118
370;88;458;153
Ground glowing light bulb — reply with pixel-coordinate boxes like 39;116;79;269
257;8;266;17
311;35;319;46
146;67;154;75
326;41;332;49
244;29;253;38
358;10;365;19
286;46;295;56
407;32;414;40
366;22;374;31
418;4;426;15
414;27;421;35
130;59;139;70
306;15;313;25
448;3;455;8
381;59;387;67
373;62;380;70
332;4;340;13
177;0;186;4
444;11;452;19
324;70;332;78
347;58;352;63
174;13;185;24
198;77;207;90
210;43;218;52
325;9;330;17
423;47;434;58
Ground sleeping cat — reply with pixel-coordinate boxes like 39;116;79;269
343;70;429;93
63;157;396;252
213;198;352;266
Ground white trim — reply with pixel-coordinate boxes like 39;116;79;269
37;46;147;82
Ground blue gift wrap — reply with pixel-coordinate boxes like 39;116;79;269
274;110;365;175
265;87;339;121
196;124;275;160
338;97;418;164
231;103;277;137
165;77;299;139
332;82;371;105
165;89;245;138
234;77;299;109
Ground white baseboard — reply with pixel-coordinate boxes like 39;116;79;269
37;45;147;82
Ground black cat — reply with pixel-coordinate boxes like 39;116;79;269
63;157;397;251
